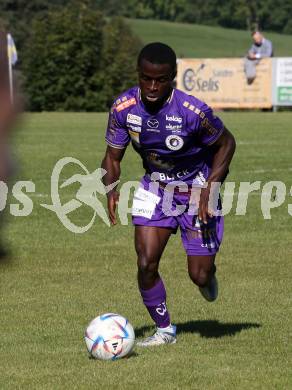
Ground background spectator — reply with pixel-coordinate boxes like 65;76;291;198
244;31;273;84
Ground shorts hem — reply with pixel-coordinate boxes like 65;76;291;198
132;221;178;232
185;248;220;256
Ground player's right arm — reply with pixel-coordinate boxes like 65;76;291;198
101;99;131;225
101;146;126;225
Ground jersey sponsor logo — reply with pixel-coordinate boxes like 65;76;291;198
158;169;189;181
165;135;184;151
147;118;159;128
116;98;136;112
127;113;142;126
127;124;141;132
176;169;189;178
201;117;219;136
165;123;182;132
165;115;182;124
134;187;161;205
132;204;154;219
132;188;160;219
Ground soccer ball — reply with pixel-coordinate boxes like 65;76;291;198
84;313;135;360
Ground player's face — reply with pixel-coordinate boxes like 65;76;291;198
138;59;175;106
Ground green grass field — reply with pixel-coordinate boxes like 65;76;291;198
127;18;292;58
0;112;291;389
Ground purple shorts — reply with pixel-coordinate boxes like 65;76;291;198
132;176;224;256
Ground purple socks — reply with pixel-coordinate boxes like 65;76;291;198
139;278;171;328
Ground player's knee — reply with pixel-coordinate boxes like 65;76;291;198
188;267;209;287
137;254;159;276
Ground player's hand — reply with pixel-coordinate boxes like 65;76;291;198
198;185;215;224
248;52;256;60
107;190;119;225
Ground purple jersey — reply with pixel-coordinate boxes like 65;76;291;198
105;86;224;185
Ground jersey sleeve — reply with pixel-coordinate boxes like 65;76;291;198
197;105;224;146
105;106;130;149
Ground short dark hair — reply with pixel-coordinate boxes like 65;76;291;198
137;42;177;72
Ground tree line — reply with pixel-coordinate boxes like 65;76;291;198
98;0;292;34
2;0;291;41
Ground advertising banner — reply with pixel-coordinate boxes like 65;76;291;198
272;58;292;106
177;58;273;109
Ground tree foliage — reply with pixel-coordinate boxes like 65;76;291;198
0;0;69;55
2;0;292;43
100;17;142;108
22;4;141;111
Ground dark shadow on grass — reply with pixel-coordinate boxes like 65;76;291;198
135;320;261;339
0;248;13;267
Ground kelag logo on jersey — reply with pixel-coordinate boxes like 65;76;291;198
183;64;219;92
166;115;182;124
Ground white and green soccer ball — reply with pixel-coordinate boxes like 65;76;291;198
85;313;135;361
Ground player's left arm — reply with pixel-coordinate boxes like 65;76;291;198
206;127;236;184
199;127;236;224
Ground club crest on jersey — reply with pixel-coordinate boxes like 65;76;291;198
165;135;184;151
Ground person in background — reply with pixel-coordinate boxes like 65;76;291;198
244;31;273;84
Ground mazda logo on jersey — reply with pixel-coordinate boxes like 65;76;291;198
165;135;184;151
147;119;159;128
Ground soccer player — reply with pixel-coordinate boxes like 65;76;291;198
101;42;236;347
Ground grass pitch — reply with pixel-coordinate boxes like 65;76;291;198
0;112;291;389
